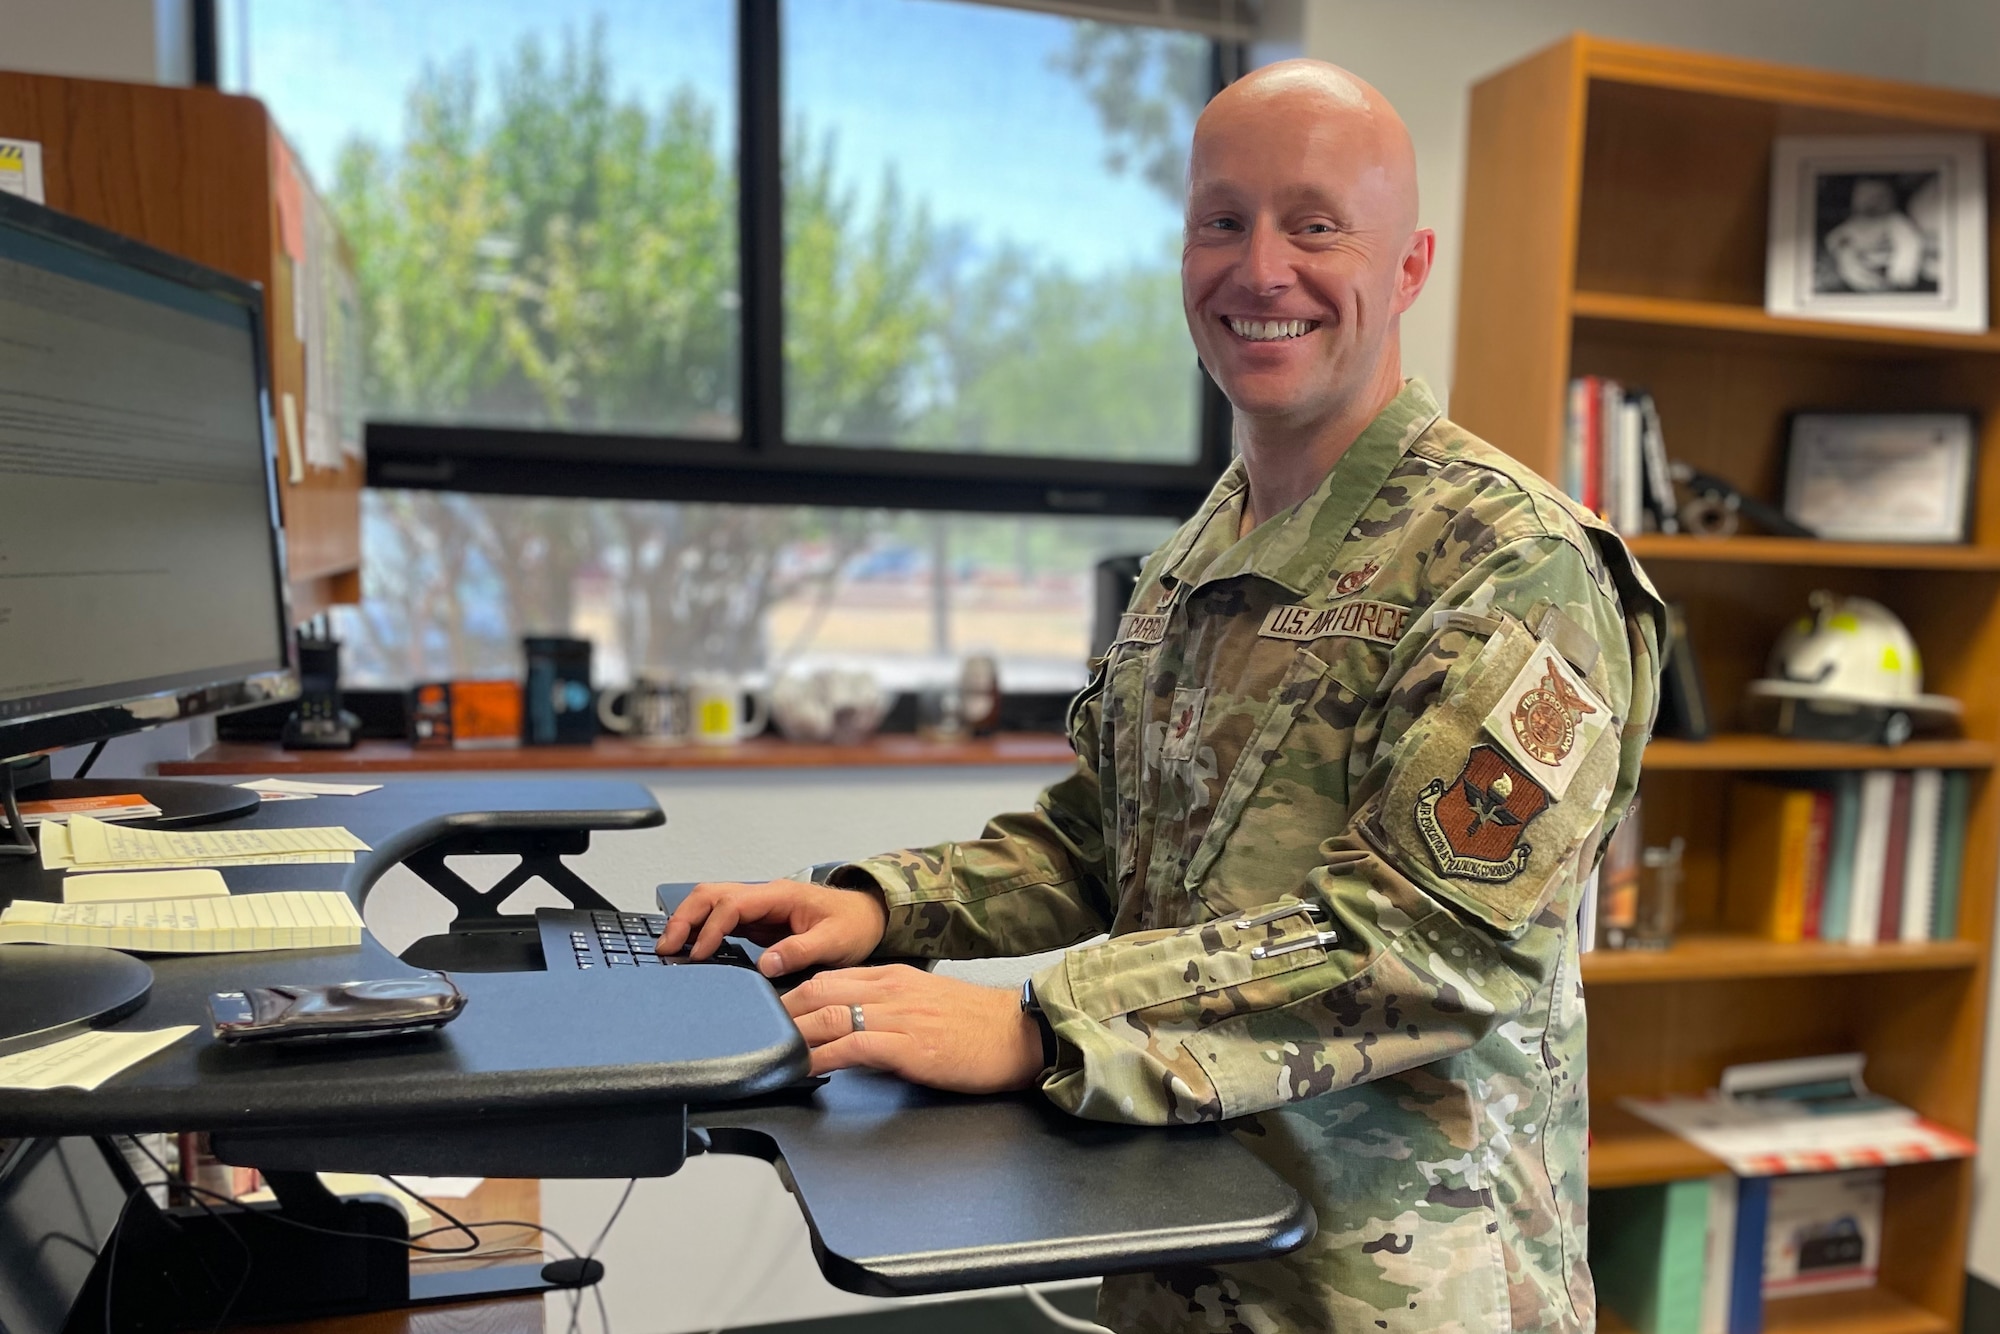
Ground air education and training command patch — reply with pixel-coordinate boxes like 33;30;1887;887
1415;744;1552;883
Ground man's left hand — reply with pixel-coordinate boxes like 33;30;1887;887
782;965;1045;1094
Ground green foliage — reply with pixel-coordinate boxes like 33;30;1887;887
1049;21;1210;205
328;20;1199;680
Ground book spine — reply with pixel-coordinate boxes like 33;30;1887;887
1877;772;1913;943
1901;769;1943;943
1565;377;1588;502
1933;770;1971;938
1729;1175;1770;1334
1597;378;1621;519
1663;1177;1714;1334
1772;792;1813;944
1820;774;1861;942
1799;790;1833;942
1701;1174;1739;1334
1846;772;1894;946
1623;397;1646;536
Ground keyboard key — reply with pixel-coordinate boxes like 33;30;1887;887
605;954;632;965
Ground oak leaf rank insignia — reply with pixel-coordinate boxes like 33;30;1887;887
1415;745;1551;882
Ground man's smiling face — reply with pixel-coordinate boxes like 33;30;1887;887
1180;66;1427;431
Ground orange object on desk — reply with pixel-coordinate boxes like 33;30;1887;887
449;680;523;748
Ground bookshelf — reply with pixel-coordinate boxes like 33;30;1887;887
1454;35;2000;1329
0;71;363;623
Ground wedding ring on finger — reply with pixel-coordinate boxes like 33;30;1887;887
849;1004;866;1034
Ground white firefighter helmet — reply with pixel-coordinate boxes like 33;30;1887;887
1746;592;1959;740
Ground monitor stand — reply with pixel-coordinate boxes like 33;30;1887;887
0;945;153;1056
19;777;261;827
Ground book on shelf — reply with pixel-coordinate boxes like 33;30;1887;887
1655;602;1712;741
1592;1176;1712;1334
1763;1169;1883;1301
1722;770;1964;945
1563;376;1676;536
1931;770;1971;939
1722;781;1817;943
1900;769;1943;943
1818;774;1861;942
1592;1173;1771;1334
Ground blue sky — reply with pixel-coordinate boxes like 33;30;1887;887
225;0;1197;277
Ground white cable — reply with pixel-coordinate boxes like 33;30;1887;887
1022;1285;1115;1334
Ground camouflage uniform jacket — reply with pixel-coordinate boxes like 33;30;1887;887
836;380;1664;1334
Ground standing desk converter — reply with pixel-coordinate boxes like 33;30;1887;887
0;777;1311;1324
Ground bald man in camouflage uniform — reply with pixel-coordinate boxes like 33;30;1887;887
665;58;1663;1334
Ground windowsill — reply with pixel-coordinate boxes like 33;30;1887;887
157;734;1078;776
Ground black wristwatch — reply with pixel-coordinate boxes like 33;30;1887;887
1020;977;1059;1072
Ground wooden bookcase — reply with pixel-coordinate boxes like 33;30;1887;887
1453;36;2000;1333
0;69;362;624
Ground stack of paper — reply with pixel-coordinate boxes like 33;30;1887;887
236;778;383;798
0;1027;197;1091
65;869;231;903
40;814;369;872
0;892;364;952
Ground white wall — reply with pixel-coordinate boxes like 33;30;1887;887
6;0;189;84
1301;0;1999;407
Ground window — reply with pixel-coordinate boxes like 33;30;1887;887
781;0;1209;463
221;0;741;439
348;491;1172;691
214;1;1237;689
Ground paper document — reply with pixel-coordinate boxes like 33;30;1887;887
237;779;383;797
68;814;368;864
15;793;161;826
0;1027;196;1092
40;816;368;872
66;869;231;904
39;822;355;871
0;891;364;953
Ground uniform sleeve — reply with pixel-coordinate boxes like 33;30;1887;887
828;664;1118;959
1030;533;1662;1125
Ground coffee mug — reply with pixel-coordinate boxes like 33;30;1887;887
597;678;688;745
688;673;769;746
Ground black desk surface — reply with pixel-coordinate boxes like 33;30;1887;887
0;779;807;1142
0;776;1313;1291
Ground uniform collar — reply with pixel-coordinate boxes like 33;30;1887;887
1164;379;1444;599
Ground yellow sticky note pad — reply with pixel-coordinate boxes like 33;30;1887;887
65;869;231;904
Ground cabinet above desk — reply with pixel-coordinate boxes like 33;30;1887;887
161;734;1080;776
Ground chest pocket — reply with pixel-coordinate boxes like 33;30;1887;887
1183;644;1377;917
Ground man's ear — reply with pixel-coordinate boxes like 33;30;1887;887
1393;228;1436;315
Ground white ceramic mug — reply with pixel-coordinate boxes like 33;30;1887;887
595;678;687;745
688;673;769;746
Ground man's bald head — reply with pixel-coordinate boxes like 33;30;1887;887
1179;59;1433;458
1193;59;1418;234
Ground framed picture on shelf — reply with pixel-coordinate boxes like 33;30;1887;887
1781;411;1977;543
1765;134;1988;333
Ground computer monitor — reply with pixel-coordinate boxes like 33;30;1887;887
0;191;297;830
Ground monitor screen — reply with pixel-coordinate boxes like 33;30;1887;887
0;198;294;759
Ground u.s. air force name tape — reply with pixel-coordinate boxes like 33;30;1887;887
1258;599;1410;646
1114;612;1168;645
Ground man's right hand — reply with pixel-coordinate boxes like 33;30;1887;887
657;878;888;978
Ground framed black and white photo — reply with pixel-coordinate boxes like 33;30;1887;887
1782;412;1978;543
1767;135;1987;333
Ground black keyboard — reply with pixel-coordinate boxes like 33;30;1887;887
536;907;755;974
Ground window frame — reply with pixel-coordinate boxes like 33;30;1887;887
197;0;1238;519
